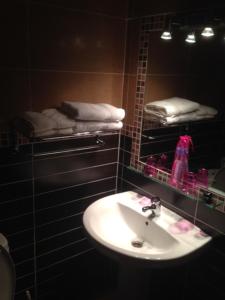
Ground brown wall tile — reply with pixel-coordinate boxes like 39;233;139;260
30;71;123;112
144;75;188;104
0;70;30;125
0;1;127;130
0;1;28;67
30;3;126;73
34;0;129;17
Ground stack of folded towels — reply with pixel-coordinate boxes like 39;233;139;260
15;102;125;138
144;97;218;125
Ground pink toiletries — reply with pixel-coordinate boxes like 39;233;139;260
144;155;157;177
196;168;208;188
156;153;168;170
170;135;193;188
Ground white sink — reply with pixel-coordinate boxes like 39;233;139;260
83;191;211;267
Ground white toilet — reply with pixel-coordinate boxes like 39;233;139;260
0;233;16;300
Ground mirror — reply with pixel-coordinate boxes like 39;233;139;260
139;11;225;198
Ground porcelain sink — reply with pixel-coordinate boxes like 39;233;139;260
83;191;211;267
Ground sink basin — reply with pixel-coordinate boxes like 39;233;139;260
83;191;211;267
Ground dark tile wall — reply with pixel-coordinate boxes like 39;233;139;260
0;133;119;300
0;0;127;132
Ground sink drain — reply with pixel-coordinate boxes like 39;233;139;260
131;239;144;248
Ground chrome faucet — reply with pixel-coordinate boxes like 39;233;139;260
142;196;161;218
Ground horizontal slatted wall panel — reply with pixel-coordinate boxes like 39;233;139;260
33;133;119;299
0;132;119;300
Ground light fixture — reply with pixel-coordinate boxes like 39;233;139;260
161;15;172;40
185;32;196;43
161;31;172;40
201;26;214;37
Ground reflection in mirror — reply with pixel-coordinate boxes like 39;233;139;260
140;9;225;199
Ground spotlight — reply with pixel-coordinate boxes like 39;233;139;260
201;27;214;37
161;31;172;40
185;32;196;44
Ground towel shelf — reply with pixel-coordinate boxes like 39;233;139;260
32;136;105;158
32;144;102;158
142;133;179;141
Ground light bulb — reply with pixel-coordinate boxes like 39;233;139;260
185;32;196;44
161;31;172;40
201;27;214;37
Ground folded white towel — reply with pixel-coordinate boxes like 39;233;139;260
164;113;214;125
144;110;215;125
22;111;57;135
61;101;125;122
145;97;200;117
74;121;123;133
33;128;74;138
42;108;77;129
195;104;218;116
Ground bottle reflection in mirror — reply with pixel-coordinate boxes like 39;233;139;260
144;154;168;177
196;168;208;188
170;135;193;189
157;153;168;170
144;155;157;177
182;171;197;196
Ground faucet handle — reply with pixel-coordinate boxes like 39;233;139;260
142;204;156;212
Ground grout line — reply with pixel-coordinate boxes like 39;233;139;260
33;147;118;162
15;257;34;267
8;227;34;238
36;238;87;258
11;242;34;253
34;161;117;180
31;143;38;299
37;248;94;272
0;178;32;188
35;176;116;197
115;134;121;192
36;189;116;228
0;195;33;205
0;66;125;76
36;226;82;244
36;211;83;229
15;285;34;296
0;212;33;223
36;273;64;287
16;272;34;281
0;160;32;169
36;188;116;212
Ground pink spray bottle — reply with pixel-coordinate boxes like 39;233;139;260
170;135;193;188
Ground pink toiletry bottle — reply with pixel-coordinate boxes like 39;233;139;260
157;153;168;170
144;155;157;177
170;135;193;188
196;168;208;188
